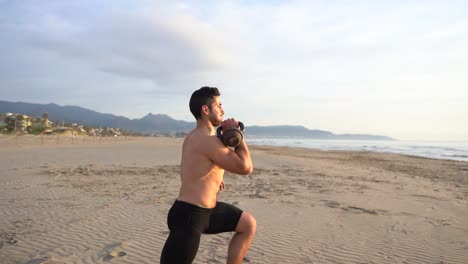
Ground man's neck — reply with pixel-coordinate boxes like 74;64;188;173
196;119;216;135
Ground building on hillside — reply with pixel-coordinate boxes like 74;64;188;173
2;112;54;134
86;128;97;136
31;117;53;131
96;127;122;137
13;114;31;133
70;124;87;135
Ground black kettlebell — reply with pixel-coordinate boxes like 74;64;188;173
217;122;245;147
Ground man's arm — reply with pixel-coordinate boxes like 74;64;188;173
232;138;253;174
206;135;253;175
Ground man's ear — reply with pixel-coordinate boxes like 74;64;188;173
201;105;209;116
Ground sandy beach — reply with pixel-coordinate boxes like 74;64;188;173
1;135;467;263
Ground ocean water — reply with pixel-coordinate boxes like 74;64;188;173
245;137;468;162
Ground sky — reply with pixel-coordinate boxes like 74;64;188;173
1;0;467;140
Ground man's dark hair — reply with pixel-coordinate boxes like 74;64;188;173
189;86;221;119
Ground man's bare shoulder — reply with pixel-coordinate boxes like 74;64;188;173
184;129;224;151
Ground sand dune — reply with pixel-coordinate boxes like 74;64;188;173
1;136;467;263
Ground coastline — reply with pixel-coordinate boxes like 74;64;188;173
247;137;468;162
1;136;467;263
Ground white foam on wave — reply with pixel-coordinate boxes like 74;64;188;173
246;138;468;162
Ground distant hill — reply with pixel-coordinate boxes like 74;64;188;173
0;100;193;134
247;125;333;138
246;125;393;140
0;100;394;140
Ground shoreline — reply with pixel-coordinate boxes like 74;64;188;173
247;137;468;162
2;134;467;162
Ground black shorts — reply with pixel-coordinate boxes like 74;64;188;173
160;200;243;264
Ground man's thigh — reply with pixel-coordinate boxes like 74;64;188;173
161;228;201;264
205;201;243;234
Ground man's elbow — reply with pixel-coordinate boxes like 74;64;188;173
246;165;253;175
240;164;253;176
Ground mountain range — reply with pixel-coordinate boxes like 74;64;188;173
0;100;394;140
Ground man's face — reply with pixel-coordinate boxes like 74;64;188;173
207;96;224;126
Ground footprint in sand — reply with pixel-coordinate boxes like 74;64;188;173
0;231;18;248
99;241;129;262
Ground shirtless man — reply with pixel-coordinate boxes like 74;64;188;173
160;87;256;264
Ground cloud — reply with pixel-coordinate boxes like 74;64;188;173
15;4;235;93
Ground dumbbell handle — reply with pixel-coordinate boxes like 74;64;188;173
217;121;244;132
216;121;245;147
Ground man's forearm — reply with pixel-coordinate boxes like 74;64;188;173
235;140;253;174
